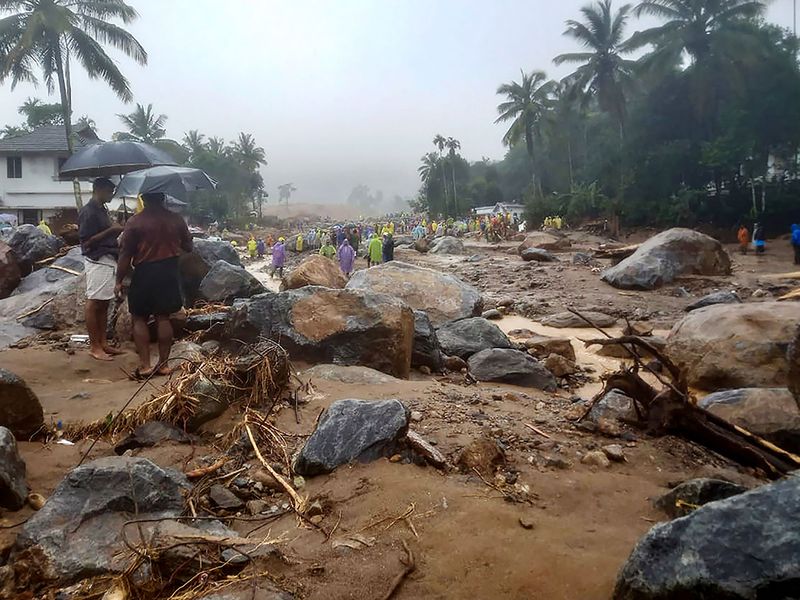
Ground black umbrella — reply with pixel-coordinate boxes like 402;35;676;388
59;141;177;179
115;166;216;202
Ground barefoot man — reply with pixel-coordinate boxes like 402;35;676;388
115;192;192;377
78;178;125;361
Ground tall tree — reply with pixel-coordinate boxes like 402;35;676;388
115;103;167;143
278;183;297;206
183;130;206;159
19;97;63;127
432;134;449;212
445;136;462;214
0;0;147;207
495;70;555;196
231;132;266;171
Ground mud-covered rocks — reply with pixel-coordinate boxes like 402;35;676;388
436;317;511;359
540;311;617;328
666;302;800;390
614;477;800;599
457;436;505;475
0;427;27;510
685;290;741;312
412;310;443;370
602;228;731;290
284;254;347;290
0;241;20;299
346;261;482;326
0;368;44;438
302;364;399;385
114;421;193;455
523;335;576;362
10;457;189;587
468;348;556;390
517;232;571;253
192;238;242;267
429;236;464;255
699;387;800;453
521;248;558;262
199;260;265;303
7;224;64;272
294;399;410;476
229;287;414;378
586;389;637;424
653;478;747;519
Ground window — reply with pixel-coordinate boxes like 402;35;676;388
7;156;22;179
21;209;40;225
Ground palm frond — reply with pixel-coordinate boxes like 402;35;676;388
68;25;132;101
79;15;146;64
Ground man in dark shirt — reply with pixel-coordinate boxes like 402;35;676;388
116;192;192;377
78;178;124;361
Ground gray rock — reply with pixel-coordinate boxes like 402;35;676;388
654;478;747;519
294;399;410;476
406;430;447;468
0;368;44;438
199;260;265;303
192;238;242;267
790;324;800;406
0;427;27;510
699;388;800;453
468;348;557;391
685;290;741;312
524;335;576;362
602;228;731;290
541;311;617;329
186;377;233;431
11;457;189;586
429;236;464;255
346;261;482;326
481;309;503;320
412;310;444;370
184;310;231;332
587;389;637;424
302;364;399;385
7;225;64;271
114;421;192;455
0;322;36;351
436;317;511;359
614;477;800;599
228;287;414;378
208;484;244;510
12;247;84;296
521;248;558;262
0;240;21;299
195;581;294;600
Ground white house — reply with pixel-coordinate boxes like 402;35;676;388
474;202;526;220
0;125;98;227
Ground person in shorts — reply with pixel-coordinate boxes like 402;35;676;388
78;178;124;361
115;192;192;377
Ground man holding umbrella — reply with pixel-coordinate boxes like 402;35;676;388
115;192;192;377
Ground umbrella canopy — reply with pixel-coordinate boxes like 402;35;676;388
59;141;177;179
115;166;216;202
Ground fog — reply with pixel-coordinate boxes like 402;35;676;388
0;0;795;205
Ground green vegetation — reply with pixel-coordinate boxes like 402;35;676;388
416;0;800;232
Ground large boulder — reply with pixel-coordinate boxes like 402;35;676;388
468;349;556;390
517;232;571;253
302;364;399;385
12;247;84;296
283;254;346;290
521;248;558;262
179;252;212;306
7;225;64;272
0;241;21;299
699;388;800;453
540;311;617;329
602;228;731;290
614;477;800;599
666;302;800;390
523;335;576;362
192;238;242;267
294;399;410;476
10;457;189;587
429;236;464;255
789;324;800;405
199;260;265;303
653;478;747;519
0;369;44;438
0;427;27;510
412;310;443;370
684;290;741;312
346;261;482;326
436;317;511;359
229;287;414;378
21;273;87;330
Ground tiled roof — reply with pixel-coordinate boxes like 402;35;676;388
0;125;101;153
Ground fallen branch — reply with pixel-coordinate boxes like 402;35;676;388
380;540;416;600
244;421;306;512
523;423;552;439
16;297;54;321
185;457;230;479
47;264;81;276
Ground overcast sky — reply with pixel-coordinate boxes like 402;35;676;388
0;0;796;204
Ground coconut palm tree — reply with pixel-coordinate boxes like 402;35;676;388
231;133;266;171
0;0;146;207
115;103;167;143
0;125;28;138
432;134;449;212
445;137;462;214
553;0;637;131
495;70;556;195
278;183;297;206
418;151;439;183
183;130;206;159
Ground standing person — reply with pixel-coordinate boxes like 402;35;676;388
247;235;257;259
382;232;395;263
271;237;286;278
38;219;52;236
792;224;800;265
753;223;766;255
737;224;749;255
115;192;192;378
296;233;304;253
367;233;383;267
256;238;266;258
78;178;124;362
319;238;337;259
338;238;355;276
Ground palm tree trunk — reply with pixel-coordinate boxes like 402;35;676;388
451;160;458;216
567;137;574;189
440;164;448;216
54;39;82;210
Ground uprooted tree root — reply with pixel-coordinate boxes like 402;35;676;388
570;309;800;479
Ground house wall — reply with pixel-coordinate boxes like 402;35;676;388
0;153;93;224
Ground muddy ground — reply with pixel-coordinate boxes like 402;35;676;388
1;229;794;599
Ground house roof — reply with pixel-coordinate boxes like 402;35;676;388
0;125;101;153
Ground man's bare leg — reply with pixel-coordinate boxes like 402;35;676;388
155;315;174;375
132;315;152;375
85;299;113;361
99;299;124;356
